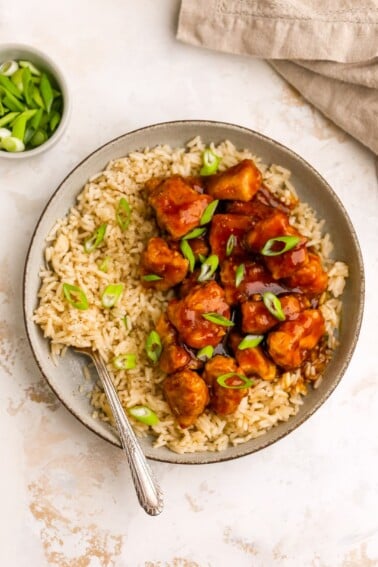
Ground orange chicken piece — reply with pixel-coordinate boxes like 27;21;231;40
284;252;328;295
206;159;262;201
203;355;248;415
229;333;276;381
167;281;231;349
163;369;209;428
155;314;197;374
209;214;254;261
220;258;282;305
241;294;310;334
267;309;325;369
141;237;188;290
148;175;212;240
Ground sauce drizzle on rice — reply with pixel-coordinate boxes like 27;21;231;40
33;138;348;454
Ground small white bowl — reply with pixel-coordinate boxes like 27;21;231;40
0;43;71;158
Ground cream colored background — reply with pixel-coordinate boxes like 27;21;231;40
0;1;377;566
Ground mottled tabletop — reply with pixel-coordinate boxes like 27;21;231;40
1;1;377;566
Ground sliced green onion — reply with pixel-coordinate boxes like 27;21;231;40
202;312;234;327
12;109;37;141
200;148;221;176
29;129;47;147
0;75;22;98
128;405;159;426
200;200;219;225
182;227;206;240
32;85;44;109
198;253;207;263
0;112;19;128
180;239;195;272
263;292;286;321
238;335;264;350
49;110;61;132
3;91;25;112
0;128;11;140
142;274;163;282
113;354;137;370
145;330;162;363
19;60;41;76
226;234;237;257
116;197;131;231
198;254;219;282
101;284;124;308
62;283;89;310
30;107;43;130
84;223;107;253
216;373;253;390
22;68;33;107
260;235;301;256
122;315;131;330
40;74;53;113
197;345;214;362
235;264;245;287
98;256;111;272
0;60;19;76
11;69;24;92
1;136;25;152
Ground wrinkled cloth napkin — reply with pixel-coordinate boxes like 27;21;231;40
177;0;378;154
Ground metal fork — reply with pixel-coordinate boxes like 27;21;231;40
75;347;164;516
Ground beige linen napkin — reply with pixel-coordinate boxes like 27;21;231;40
177;0;378;154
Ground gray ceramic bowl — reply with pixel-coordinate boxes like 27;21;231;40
0;43;70;158
23;121;364;464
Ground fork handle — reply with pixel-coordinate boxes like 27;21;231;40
91;352;164;516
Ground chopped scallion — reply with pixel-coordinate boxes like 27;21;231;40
142;274;163;282
62;283;89;310
226;234;237;257
202;312;234;327
128;405;159;426
235;264;245;287
145;330;162;363
180;239;195;272
182;227;206;240
238;335;264;350
0;60;19;76
101;284;124;308
116;197;131;231
198;254;219;282
262;292;286;321
260;235;301;256
200;200;219;225
197;345;214;362
84;223;107;253
200;148;221;176
113;353;137;370
216;373;253;390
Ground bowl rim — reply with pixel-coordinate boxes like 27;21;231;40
23;119;365;464
0;42;71;159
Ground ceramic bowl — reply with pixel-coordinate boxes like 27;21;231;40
23;120;365;464
0;43;71;158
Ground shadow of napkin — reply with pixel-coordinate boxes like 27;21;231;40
177;0;378;154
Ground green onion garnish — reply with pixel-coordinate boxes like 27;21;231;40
19;60;41;76
142;274;163;282
235;264;245;287
180;239;195;272
113;354;137;370
101;284;124;308
262;292;286;321
198;253;207;263
0;60;19;76
197;345;214;362
1;135;24;152
182;227;206;240
200;148;221;176
260;235;301;256
226;234;237;257
62;283;89;310
122;315;131;330
202;313;234;327
198;254;219;282
216;373;253;390
115;197;131;231
84;223;107;253
128;405;159;426
145;330;162;363
0;128;11;140
40;73;53;113
200;200;219;225
98;256;111;272
238;335;264;350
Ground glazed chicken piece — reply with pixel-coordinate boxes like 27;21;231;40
202;355;248;415
229;333;276;381
220;258;286;305
267;309;325;369
163;369;209;428
284;252;328;295
156;314;200;374
209;214;254;261
206;159;262;202
167;281;231;349
225;199;273;222
141;237;188;290
147;175;213;240
241;294;310;334
245;210;308;279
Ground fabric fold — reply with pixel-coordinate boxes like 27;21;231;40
177;0;378;154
